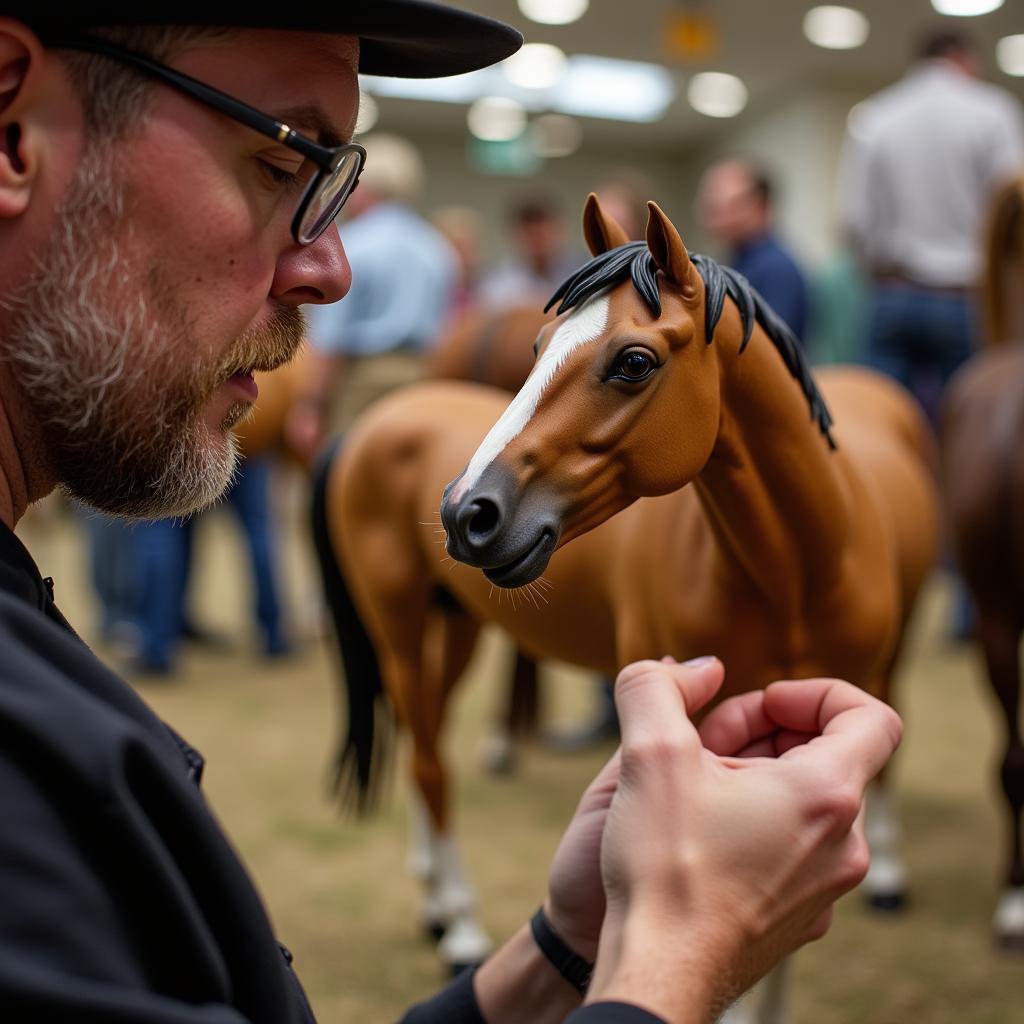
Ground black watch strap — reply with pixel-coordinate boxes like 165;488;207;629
530;906;594;995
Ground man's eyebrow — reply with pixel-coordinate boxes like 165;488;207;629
270;104;347;148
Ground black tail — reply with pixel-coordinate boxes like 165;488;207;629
310;439;394;814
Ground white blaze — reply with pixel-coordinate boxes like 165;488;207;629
450;292;610;502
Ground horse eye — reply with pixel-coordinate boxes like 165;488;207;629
613;350;655;381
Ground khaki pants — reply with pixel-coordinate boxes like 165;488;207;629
328;350;426;435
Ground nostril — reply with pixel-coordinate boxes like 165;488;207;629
466;498;500;542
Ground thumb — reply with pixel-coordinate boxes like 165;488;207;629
614;656;724;753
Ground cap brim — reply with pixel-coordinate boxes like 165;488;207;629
338;1;525;78
18;1;523;78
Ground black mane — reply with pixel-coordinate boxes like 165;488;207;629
545;241;835;449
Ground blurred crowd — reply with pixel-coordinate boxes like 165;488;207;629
72;27;1023;690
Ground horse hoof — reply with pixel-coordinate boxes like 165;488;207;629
480;734;517;776
993;887;1024;950
996;932;1024;953
865;890;908;913
439;915;492;968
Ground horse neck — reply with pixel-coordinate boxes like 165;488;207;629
693;313;849;616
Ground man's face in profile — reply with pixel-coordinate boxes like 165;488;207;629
4;29;358;518
696;162;764;252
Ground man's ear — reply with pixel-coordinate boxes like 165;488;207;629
0;21;48;220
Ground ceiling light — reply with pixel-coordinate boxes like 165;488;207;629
555;56;675;122
354;92;379;135
529;113;584;157
930;0;1003;15
518;0;589;26
503;43;568;89
687;72;748;118
467;97;526;142
803;6;870;50
362;55;676;125
996;34;1024;75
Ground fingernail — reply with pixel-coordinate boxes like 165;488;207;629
682;655;716;668
660;655;677;664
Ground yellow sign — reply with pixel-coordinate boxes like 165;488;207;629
664;11;719;61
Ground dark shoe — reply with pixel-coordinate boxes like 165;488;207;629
126;654;175;679
180;621;234;654
263;636;295;659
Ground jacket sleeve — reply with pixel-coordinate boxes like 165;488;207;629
396;968;485;1024
397;969;667;1024
0;744;258;1023
567;1004;667;1023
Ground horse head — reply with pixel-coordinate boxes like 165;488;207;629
440;194;724;587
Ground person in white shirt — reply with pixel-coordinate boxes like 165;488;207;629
840;30;1024;427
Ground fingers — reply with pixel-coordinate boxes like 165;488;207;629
698;690;775;756
574;749;622;817
614;657;724;754
699;689;817;759
765;679;903;786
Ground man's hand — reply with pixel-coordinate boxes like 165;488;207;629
544;659;724;963
584;657;901;1022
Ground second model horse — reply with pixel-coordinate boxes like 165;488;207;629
314;197;938;1016
940;176;1024;950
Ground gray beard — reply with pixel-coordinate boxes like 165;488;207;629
1;146;304;519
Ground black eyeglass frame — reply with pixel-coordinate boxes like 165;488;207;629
44;35;366;245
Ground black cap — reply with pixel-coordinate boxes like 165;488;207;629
10;1;524;78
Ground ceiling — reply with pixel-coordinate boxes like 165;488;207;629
367;0;1024;152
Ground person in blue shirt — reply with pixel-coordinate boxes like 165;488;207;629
696;159;810;343
287;133;458;461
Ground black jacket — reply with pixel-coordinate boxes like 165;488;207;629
0;522;658;1024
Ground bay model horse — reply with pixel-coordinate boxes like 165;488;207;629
427;304;551;395
982;176;1024;347
943;343;1024;950
314;198;938;991
941;178;1024;951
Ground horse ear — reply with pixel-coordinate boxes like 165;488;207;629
645;201;697;298
582;192;630;255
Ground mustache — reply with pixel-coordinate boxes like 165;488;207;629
217;306;307;379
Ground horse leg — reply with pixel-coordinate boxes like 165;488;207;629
977;607;1024;950
716;961;791;1024
481;648;540;776
411;603;492;971
862;661;910;912
754;958;791;1024
862;770;908;911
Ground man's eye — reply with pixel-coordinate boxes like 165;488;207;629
260;161;302;188
610;350;656;382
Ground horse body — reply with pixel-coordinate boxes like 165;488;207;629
334;360;932;703
942;343;1024;948
426;305;551;394
320;198;938;998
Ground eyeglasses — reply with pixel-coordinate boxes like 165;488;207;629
44;35;365;246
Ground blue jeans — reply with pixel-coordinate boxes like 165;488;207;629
225;457;287;655
135;457;287;668
136;517;193;670
865;284;976;429
78;510;139;637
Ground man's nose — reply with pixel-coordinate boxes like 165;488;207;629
271;223;351;307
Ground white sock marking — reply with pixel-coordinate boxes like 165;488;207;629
450;293;610;502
